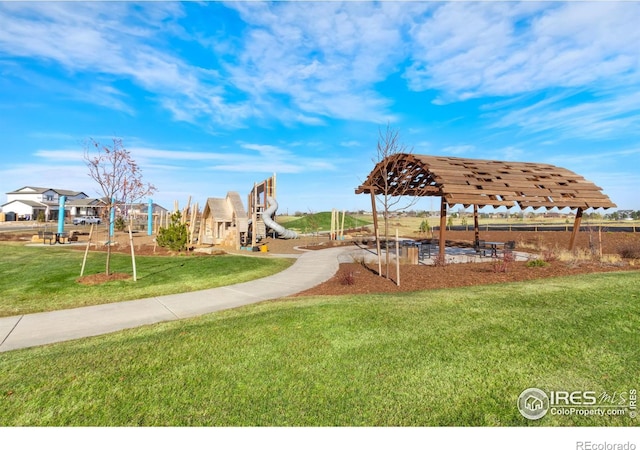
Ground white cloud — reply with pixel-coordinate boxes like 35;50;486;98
225;2;428;124
2;1;640;143
406;2;640;100
0;3;249;127
490;90;640;139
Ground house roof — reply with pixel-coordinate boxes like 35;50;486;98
1;199;47;208
355;153;616;210
66;198;104;207
6;186;87;197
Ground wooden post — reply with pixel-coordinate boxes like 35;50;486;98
395;228;400;286
272;172;277;199
341;209;346;240
128;225;137;282
251;183;257;250
439;196;447;261
473;204;480;248
370;188;382;276
330;209;335;240
189;203;197;245
183;196;191;224
80;223;94;276
568;207;583;251
598;225;603;259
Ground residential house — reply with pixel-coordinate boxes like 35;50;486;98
2;186;89;221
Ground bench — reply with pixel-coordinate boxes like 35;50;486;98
38;231;55;245
474;239;489;257
418;240;438;260
55;232;69;244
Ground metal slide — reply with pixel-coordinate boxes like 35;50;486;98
262;196;299;239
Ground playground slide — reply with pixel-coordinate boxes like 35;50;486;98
263;196;299;239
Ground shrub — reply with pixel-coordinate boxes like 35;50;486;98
541;246;560;262
492;251;514;273
114;216;126;232
339;270;356;286
526;259;549;268
432;254;447;267
618;242;640;259
156;211;188;252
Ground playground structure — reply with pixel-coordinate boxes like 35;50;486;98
247;174;298;249
194;173;298;251
198;192;248;248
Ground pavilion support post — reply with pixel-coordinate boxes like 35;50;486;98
439;197;447;261
568;207;584;251
370;188;382;276
473;204;480;248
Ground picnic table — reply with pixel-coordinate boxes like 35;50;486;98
480;241;516;258
37;231;69;245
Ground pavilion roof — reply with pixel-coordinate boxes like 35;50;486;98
355;153;616;210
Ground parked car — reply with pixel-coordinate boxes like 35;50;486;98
72;215;101;225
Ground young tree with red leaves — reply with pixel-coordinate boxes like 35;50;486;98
84;138;157;275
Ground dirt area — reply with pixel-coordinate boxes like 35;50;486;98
2;226;640;293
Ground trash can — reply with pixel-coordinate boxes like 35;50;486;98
260;244;268;253
407;247;419;265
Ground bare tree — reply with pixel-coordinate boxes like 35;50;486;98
371;125;419;278
84;138;157;275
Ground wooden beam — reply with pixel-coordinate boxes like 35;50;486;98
370;188;382;276
568;207;583;251
439;196;447;261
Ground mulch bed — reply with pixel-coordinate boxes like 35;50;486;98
292;260;639;297
293;229;640;296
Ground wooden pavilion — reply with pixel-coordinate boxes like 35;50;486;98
355;153;617;259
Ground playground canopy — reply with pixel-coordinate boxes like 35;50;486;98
355;153;617;256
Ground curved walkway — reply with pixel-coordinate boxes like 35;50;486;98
0;246;351;353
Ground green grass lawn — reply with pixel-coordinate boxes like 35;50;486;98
1;271;638;426
279;212;371;233
0;243;292;317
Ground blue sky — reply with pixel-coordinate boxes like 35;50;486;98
1;1;639;214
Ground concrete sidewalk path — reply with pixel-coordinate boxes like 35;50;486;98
0;246;350;353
